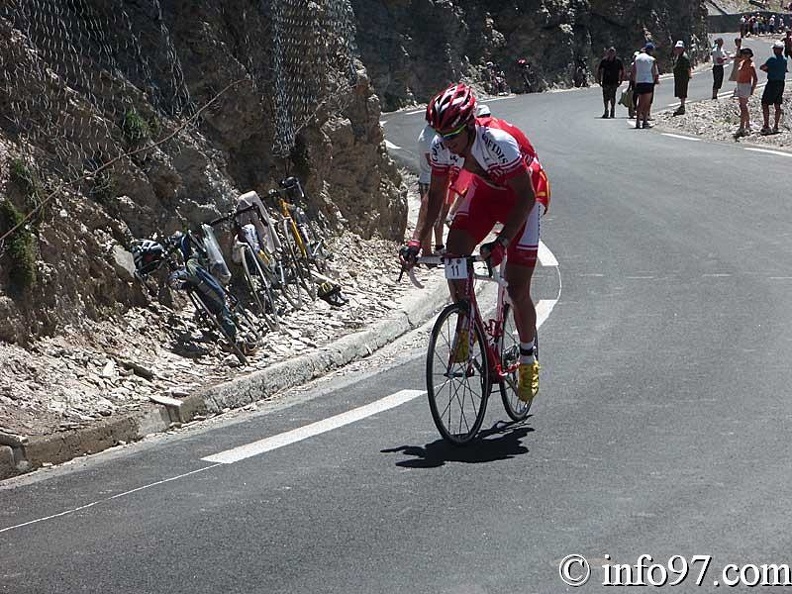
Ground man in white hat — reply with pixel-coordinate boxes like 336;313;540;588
759;40;788;134
672;40;692;115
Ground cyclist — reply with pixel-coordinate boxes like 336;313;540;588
400;82;550;403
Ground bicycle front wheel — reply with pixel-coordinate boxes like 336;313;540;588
498;303;532;421
426;302;490;445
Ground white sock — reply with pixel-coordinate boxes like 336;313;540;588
519;340;535;364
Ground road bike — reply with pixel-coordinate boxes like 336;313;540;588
404;254;537;445
132;232;262;366
272;176;330;274
208;204;282;330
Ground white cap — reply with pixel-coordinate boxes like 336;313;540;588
675;40;685;49
475;104;491;117
774;40;785;49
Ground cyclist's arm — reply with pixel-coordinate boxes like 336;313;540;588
500;170;536;245
412;171;449;245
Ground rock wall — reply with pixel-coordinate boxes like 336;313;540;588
0;0;710;346
0;0;405;345
351;0;710;110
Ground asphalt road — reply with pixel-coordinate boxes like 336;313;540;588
4;35;792;593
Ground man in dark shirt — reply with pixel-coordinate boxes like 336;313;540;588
672;40;692;115
760;40;788;134
596;47;624;118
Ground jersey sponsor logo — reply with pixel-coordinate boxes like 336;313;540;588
481;130;509;164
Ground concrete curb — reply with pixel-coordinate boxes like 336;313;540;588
0;278;449;481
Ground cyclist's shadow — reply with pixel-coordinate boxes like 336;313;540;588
382;421;533;468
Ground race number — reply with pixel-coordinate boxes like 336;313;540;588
444;258;468;280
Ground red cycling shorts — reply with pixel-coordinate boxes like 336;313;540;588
450;163;549;267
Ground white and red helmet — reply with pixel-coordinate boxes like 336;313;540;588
426;83;477;132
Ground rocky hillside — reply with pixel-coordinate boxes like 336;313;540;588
0;0;405;345
352;0;710;110
0;0;708;347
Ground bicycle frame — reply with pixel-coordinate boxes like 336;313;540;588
416;255;517;385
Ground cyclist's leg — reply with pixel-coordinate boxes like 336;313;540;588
445;178;495;301
504;203;541;401
504;203;540;344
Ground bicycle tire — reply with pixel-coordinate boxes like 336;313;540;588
242;248;280;331
188;291;248;366
426;302;490;446
498;303;532;421
230;298;263;353
279;220;316;302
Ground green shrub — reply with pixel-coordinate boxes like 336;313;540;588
0;199;36;293
90;169;117;205
122;108;149;144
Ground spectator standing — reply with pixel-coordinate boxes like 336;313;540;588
760;40;788;134
596;47;624;118
415;122;447;255
711;37;728;99
729;37;743;82
672;40;692;115
631;43;660;129
734;47;758;137
784;30;792;60
625;50;640;119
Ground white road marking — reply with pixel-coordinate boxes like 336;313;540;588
661;133;701;142
745;147;792;158
385;140;401;150
0;464;221;535
536;299;557;329
538;240;558;267
202;390;426;464
405;109;425;115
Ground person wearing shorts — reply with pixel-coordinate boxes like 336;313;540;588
400;83;550;404
734;47;757;136
631;43;660;129
759;41;788;134
415;123;450;255
711;38;727;100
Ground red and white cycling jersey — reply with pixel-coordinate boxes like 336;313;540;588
430;116;549;210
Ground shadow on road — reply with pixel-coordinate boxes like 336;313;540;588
381;421;533;468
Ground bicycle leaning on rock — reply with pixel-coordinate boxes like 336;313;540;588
400;253;536;445
131;231;261;366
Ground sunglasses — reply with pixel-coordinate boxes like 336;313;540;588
437;123;468;141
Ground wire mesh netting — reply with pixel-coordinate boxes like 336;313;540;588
268;0;359;156
0;0;360;179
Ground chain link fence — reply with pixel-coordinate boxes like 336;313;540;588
0;0;360;176
268;0;359;157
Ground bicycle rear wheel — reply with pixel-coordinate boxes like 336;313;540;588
426;302;490;445
242;249;280;331
498;303;532;421
188;291;248;366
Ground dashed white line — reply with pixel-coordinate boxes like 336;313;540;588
661;133;701;142
202;390;426;464
384;140;401;150
0;464;222;534
744;147;792;158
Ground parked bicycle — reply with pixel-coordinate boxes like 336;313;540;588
208;203;282;330
131;231;262;366
273;176;330;274
401;253;536;445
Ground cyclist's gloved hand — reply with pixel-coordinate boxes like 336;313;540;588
481;237;506;267
398;239;421;268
